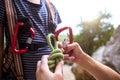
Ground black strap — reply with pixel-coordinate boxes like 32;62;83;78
19;42;48;51
45;0;57;34
0;25;4;79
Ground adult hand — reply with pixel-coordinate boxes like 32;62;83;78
36;55;64;80
60;42;86;64
62;42;120;80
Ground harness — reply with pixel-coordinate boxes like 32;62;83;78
3;0;56;79
4;0;24;79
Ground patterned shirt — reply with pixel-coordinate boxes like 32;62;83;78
0;0;61;80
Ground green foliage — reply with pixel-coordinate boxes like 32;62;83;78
75;11;114;56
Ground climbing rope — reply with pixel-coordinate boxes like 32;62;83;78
46;33;64;72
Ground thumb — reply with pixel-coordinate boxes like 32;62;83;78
55;61;64;75
36;60;41;72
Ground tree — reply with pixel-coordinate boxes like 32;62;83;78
75;11;114;56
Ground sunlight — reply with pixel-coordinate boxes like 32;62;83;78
51;0;120;34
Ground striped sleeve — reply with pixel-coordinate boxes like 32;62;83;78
0;0;6;25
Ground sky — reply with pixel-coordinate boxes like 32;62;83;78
51;0;120;34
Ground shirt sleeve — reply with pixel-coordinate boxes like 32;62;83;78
0;0;6;25
52;3;62;25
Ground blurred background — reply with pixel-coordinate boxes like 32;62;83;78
51;0;120;80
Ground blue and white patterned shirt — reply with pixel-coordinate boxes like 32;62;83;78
0;0;61;80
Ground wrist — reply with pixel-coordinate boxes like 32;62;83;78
76;53;95;70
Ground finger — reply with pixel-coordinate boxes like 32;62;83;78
64;54;75;62
41;55;49;67
55;61;64;75
36;60;42;79
57;41;63;48
57;41;65;53
36;60;41;72
64;42;78;53
41;55;50;72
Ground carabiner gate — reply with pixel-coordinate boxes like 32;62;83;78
11;18;35;54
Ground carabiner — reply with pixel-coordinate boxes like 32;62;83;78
55;26;73;44
11;22;35;54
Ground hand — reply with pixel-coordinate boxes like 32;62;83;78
63;42;86;64
63;42;120;80
36;55;64;80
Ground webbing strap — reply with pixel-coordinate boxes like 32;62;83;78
46;0;54;22
4;0;24;80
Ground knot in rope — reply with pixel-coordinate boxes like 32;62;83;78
47;33;64;72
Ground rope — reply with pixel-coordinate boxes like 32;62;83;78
46;33;64;72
